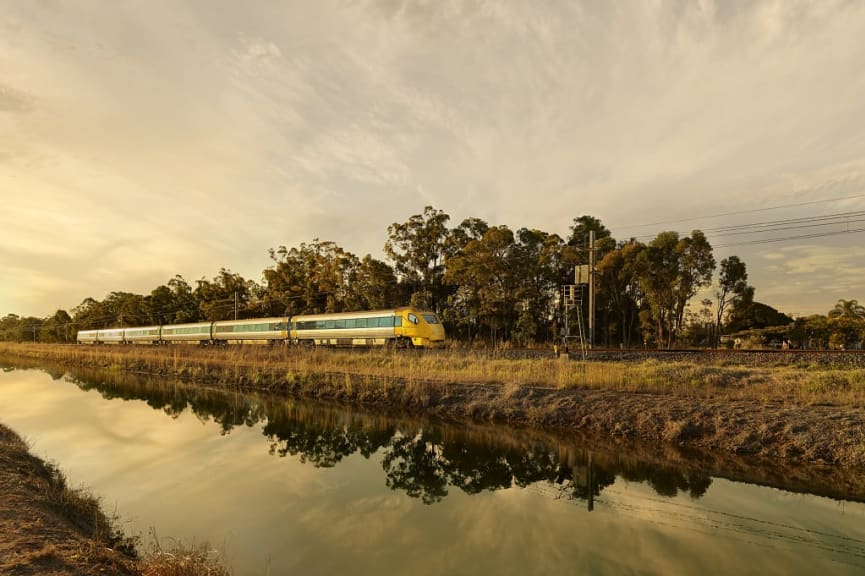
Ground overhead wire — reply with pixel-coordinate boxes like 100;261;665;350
619;196;865;248
614;192;865;230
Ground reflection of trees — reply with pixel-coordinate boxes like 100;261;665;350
379;429;618;506
68;372;267;435
621;466;712;499
62;367;713;505
262;405;393;468
382;432;449;504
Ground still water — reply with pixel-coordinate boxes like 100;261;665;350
1;365;864;575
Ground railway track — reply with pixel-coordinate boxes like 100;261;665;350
304;344;865;367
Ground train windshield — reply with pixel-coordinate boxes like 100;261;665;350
422;314;440;324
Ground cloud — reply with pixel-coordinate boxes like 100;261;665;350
0;84;34;114
753;244;865;315
3;0;865;316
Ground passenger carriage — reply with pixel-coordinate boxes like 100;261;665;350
124;326;161;345
211;317;288;345
159;322;213;345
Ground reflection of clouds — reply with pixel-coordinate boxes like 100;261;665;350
3;369;865;574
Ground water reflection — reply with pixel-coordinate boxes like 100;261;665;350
3;363;865;575
3;359;865;507
60;367;718;507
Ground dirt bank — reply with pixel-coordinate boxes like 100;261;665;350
2;344;864;468
0;422;230;576
0;423;138;575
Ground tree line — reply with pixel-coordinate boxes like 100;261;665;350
2;206;863;349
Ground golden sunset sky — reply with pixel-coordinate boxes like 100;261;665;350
2;1;865;317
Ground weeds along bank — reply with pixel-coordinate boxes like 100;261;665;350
3;343;865;406
2;343;865;467
0;422;228;576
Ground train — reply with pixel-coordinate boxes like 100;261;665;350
76;307;445;348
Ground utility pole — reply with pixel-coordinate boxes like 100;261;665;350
234;291;238;320
588;230;595;349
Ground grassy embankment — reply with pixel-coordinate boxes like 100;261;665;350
3;342;865;406
0;422;228;575
3;343;865;467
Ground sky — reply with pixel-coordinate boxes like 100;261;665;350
2;0;865;319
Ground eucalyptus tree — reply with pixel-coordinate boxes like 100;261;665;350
40;309;73;343
0;314;21;341
440;217;490;338
148;277;200;325
637;230;715;348
166;275;199;323
636;232;679;347
445;226;519;343
595;240;645;347
263;240;361;315
352;255;402;310
100;291;149;327
195;268;253;321
673;231;715;340
384;206;451;311
714;256;750;347
511;228;568;344
567;215;615;263
71;297;106;330
446;217;489;255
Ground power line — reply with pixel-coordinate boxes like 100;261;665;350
626;209;865;248
715;226;865;248
705;211;865;235
615;192;865;231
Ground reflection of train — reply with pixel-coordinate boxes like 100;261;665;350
76;307;445;348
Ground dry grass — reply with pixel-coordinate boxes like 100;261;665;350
0;421;231;576
138;529;230;576
3;342;865;407
0;422;139;575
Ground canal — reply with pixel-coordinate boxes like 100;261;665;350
1;365;864;575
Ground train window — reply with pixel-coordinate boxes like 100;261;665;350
422;314;439;324
356;318;368;328
408;313;419;325
325;320;335;329
335;319;346;329
394;316;402;327
345;319;356;329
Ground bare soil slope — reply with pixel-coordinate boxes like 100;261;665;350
0;424;138;576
